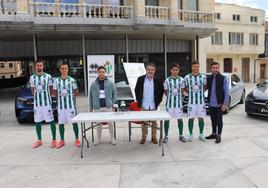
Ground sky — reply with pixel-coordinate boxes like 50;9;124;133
215;0;268;19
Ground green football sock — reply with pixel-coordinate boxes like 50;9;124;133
177;120;184;136
35;122;42;140
50;121;56;140
198;119;205;134
164;120;170;137
73;123;79;139
188;119;194;135
59;124;65;141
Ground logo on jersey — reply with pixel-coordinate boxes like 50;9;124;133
60;86;69;97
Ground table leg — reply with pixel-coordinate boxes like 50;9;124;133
80;122;84;158
160;120;164;156
84;123;90;148
113;122;116;140
91;123;94;143
128;121;131;142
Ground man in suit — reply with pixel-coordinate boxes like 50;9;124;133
135;63;164;144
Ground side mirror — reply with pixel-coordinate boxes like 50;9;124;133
256;83;260;87
231;81;237;86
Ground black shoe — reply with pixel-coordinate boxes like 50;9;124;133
205;134;217;139
215;135;221;144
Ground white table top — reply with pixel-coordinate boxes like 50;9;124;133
72;111;171;123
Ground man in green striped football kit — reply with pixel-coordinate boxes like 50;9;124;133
163;63;187;143
53;63;80;148
184;61;207;142
30;60;57;149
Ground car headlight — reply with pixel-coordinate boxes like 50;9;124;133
17;97;27;104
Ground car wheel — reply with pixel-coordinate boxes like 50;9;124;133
239;91;245;104
17;119;25;124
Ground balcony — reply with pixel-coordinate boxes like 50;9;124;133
0;1;215;37
29;2;132;19
178;10;213;24
0;0;17;15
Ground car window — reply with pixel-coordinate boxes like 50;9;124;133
231;74;240;84
259;80;268;87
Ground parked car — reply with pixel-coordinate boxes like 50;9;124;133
15;81;57;124
183;73;246;114
245;79;268;116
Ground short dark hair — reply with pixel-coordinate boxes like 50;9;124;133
97;66;106;71
192;60;199;65
35;59;44;64
211;61;220;66
60;62;69;68
170;63;180;70
145;63;156;68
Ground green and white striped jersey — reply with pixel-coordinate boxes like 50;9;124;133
184;73;207;105
53;76;78;110
30;73;53;107
164;76;185;108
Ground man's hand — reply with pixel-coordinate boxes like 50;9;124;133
221;104;229;112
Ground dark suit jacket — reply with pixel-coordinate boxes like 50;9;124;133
134;75;164;109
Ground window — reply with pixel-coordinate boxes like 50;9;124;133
250;16;258;23
145;0;159;6
206;58;214;73
10;75;14;78
60;0;78;3
214;13;221;20
2;76;5;79
186;0;197;10
211;32;222;45
229;32;244;45
0;63;4;68
232;14;240;21
231;74;240;86
85;0;101;3
9;63;13;68
250;33;258;45
178;0;182;9
108;0;123;5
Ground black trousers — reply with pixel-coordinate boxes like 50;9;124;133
209;107;223;135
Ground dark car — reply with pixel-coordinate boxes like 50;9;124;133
245;80;268;116
183;73;246;114
15;82;57;124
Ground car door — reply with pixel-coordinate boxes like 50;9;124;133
230;74;242;105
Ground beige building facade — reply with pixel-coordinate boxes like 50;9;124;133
0;62;22;79
199;3;265;83
257;21;268;82
0;0;216;90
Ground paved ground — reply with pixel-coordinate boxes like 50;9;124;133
0;84;268;188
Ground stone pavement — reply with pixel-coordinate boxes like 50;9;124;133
0;84;268;188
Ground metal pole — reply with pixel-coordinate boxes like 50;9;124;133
163;34;167;79
196;35;199;61
125;34;129;62
33;34;38;61
82;34;88;96
254;59;256;83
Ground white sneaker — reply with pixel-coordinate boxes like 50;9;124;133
111;138;117;145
